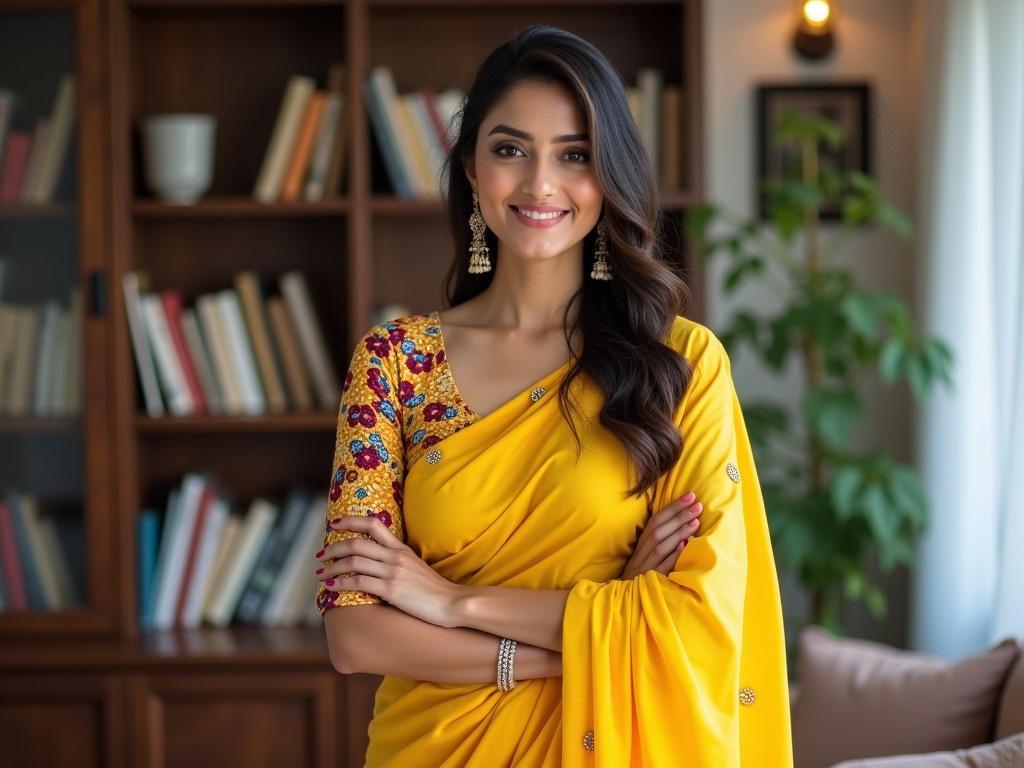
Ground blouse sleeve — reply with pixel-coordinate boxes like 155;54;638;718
560;330;792;766
315;323;406;615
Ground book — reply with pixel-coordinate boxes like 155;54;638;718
26;73;75;203
161;290;207;414
281;91;326;202
141;293;194;415
122;271;166;417
217;289;266;415
180;307;224;415
235;271;288;413
235;488;310;624
18;119;49;203
205;498;278;628
253;75;316;203
0;131;31;204
262;495;325;626
304;92;342;202
320;62;348;201
365;65;415;198
197;293;244;415
6;306;41;415
280;270;339;410
267;296;315;411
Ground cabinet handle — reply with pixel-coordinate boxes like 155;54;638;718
88;270;107;317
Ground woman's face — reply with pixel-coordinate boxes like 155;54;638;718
467;79;603;264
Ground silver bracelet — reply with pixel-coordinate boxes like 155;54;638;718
497;637;518;691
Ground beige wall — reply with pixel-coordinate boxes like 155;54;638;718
704;0;926;646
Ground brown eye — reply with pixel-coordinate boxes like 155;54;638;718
565;149;590;163
492;143;523;158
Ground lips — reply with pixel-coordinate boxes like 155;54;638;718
509;205;571;227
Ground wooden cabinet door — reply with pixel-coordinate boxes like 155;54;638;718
129;670;341;768
0;0;117;637
0;673;126;767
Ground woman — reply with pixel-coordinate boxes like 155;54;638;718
314;25;792;767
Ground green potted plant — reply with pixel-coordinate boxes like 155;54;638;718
686;108;954;635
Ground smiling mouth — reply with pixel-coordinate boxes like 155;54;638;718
509;205;570;222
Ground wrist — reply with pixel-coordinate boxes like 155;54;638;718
514;643;562;680
445;583;475;628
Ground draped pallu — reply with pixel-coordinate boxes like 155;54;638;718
318;313;792;767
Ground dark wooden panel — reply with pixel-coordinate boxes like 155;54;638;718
137;430;336;503
130;670;337;768
0;674;125;768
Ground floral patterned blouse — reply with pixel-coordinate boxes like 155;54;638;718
315;310;478;615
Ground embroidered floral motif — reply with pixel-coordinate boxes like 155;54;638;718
316;312;478;614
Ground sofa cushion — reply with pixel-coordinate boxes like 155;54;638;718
995;647;1024;740
831;731;1024;767
791;626;1021;768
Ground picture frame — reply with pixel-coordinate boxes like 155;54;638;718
755;82;871;221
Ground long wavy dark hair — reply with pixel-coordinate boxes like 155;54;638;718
439;25;694;502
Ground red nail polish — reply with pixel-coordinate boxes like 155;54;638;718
315;549;324;558
325;579;335;586
316;568;324;575
330;517;342;525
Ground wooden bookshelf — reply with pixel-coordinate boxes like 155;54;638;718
0;0;704;764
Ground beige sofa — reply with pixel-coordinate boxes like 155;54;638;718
788;629;1024;767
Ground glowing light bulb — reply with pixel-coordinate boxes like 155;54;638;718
803;0;831;26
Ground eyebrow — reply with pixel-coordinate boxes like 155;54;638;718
487;124;589;143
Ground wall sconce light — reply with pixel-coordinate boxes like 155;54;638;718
793;0;836;60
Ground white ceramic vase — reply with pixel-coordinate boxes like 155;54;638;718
141;113;216;204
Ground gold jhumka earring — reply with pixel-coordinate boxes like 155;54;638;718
590;216;612;280
468;191;492;274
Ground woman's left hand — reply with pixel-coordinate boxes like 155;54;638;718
316;514;462;628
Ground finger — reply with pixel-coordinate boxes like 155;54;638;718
652;517;700;561
638;494;697;553
318;554;388;582
652;501;702;538
654;538;688;574
653;492;696;518
648;499;701;544
318;535;392;564
329;514;404;548
332;572;387;597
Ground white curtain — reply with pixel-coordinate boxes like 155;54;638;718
912;0;1024;659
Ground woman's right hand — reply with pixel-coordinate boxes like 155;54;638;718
620;492;703;579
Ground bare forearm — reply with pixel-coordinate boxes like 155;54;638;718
449;586;571;653
326;603;562;682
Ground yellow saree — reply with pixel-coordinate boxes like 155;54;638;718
316;311;792;767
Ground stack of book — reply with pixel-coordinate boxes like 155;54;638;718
625;67;686;194
0;490;83;613
0;286;84;418
138;472;325;630
252;63;348;203
0;74;76;205
123;269;340;417
364;65;464;200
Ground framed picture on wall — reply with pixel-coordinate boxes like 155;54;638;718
755;82;871;221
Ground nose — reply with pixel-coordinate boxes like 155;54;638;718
521;154;556;200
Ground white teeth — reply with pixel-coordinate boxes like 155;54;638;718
514;206;565;220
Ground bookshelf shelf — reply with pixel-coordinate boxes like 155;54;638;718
0;202;76;219
1;0;704;764
133;195;350;218
0;416;81;433
0;625;329;667
130;0;343;8
135;412;337;433
368;195;444;215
